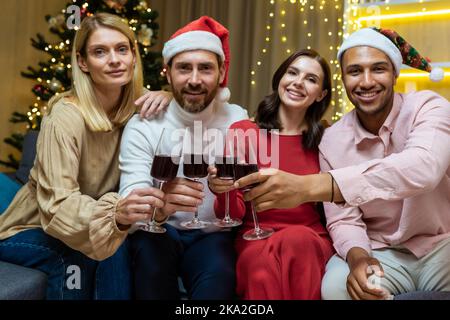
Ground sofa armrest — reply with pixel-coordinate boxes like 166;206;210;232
0;261;47;300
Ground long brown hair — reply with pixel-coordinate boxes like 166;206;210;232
255;49;332;150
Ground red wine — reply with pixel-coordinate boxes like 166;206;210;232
183;154;208;179
234;163;259;190
151;155;179;181
216;156;236;179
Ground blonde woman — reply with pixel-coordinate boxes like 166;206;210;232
0;13;165;299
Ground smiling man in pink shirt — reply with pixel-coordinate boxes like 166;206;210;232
235;27;450;300
318;28;450;300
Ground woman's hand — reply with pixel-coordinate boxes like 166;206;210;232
136;90;173;119
207;166;235;194
115;187;165;227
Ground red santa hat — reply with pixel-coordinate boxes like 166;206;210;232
162;16;231;102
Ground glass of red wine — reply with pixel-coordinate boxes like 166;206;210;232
213;128;242;228
141;128;181;233
180;127;210;229
234;138;273;241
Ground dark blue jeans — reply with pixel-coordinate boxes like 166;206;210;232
0;228;131;300
130;224;236;300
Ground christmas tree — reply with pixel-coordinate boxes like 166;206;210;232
0;0;166;169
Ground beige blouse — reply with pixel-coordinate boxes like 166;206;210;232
0;99;128;260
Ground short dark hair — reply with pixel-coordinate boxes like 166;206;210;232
255;49;332;150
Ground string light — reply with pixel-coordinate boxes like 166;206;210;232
249;0;446;122
250;0;345;119
399;72;450;78
358;8;450;23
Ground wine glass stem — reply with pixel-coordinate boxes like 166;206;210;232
193;178;200;222
250;201;261;233
224;191;231;222
150;180;164;224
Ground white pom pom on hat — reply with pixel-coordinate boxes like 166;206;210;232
430;67;445;82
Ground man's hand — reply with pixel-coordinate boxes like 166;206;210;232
115;187;165;227
160;177;205;216
346;247;387;300
136;90;173;119
233;168;307;211
234;169;344;211
207;166;235;194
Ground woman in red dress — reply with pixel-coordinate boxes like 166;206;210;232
208;49;335;300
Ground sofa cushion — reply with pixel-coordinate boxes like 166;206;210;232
394;291;450;300
15;130;39;185
0;261;47;299
0;173;21;214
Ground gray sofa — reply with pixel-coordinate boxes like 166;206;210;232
0;130;47;300
0;261;47;299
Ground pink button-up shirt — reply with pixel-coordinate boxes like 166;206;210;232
319;90;450;259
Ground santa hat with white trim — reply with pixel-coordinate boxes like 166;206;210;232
337;27;444;82
162;16;231;102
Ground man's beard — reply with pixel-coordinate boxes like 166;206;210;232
172;83;219;113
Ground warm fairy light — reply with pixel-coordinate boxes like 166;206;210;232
358;9;450;22
250;0;344;123
399;72;450;78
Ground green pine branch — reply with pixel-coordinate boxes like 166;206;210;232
0;155;20;170
4;133;24;152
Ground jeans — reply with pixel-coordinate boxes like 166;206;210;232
130;224;236;300
0;228;131;300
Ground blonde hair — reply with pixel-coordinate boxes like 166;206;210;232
48;13;143;131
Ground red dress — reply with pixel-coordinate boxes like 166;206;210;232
214;120;334;300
